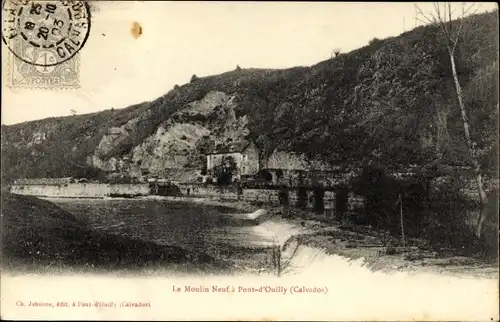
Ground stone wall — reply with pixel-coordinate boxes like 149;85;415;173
10;183;150;198
264;150;308;170
178;184;338;209
109;184;151;196
10;183;358;213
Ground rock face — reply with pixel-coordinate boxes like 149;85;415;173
30;132;47;146
131;123;209;174
88;90;252;177
0;11;497;184
91;117;143;172
185;91;229;115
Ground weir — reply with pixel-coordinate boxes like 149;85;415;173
9;179;347;214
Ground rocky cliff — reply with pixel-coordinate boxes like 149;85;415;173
1;11;498;183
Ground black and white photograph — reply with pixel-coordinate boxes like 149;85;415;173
1;1;499;320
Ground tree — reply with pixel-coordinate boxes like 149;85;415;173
416;2;488;239
200;162;208;176
190;74;198;83
211;156;238;186
331;48;341;58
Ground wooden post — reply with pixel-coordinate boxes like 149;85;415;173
330;192;334;220
297;187;307;210
399;192;406;248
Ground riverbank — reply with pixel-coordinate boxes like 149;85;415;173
5;192;498;279
289;220;498;279
139;196;499;279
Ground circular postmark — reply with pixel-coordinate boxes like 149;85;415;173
2;0;91;67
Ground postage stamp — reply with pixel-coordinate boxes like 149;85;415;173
2;0;91;89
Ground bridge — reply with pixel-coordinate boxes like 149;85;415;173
171;168;357;215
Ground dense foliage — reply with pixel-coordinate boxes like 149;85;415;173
210;156;238;186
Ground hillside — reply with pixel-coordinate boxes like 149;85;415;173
1;11;498;183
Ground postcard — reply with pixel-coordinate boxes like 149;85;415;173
1;1;499;321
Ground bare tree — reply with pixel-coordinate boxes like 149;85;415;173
270;235;307;277
416;3;488;239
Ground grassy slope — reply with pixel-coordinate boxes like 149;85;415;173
1;103;150;181
1;11;498;180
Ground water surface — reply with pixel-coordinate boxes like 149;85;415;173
45;198;296;271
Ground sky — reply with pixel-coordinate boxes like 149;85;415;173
1;1;497;125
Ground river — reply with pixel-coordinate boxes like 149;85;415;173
5;197;496;320
43;197;305;273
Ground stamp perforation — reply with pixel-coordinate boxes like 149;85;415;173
2;0;89;90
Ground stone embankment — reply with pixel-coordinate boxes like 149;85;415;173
9;183;346;211
9;183;150;198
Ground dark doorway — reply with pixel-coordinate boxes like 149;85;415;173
297;187;307;209
313;188;325;214
279;189;289;207
335;185;349;220
259;170;273;182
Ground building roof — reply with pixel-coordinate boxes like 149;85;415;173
207;140;254;155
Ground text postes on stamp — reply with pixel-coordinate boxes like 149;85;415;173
4;42;81;89
2;0;91;67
